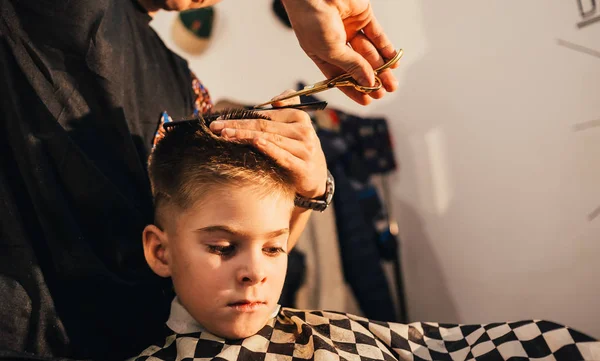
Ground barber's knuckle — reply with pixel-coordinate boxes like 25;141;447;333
364;47;380;62
298;126;312;139
247;130;257;139
346;62;363;75
227;121;241;130
299;147;311;159
259;119;270;132
288;109;304;120
300;113;312;125
279;154;292;169
234;120;247;130
371;30;385;43
234;129;246;138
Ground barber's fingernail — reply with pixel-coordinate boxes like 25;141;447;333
211;121;224;131
223;128;236;137
357;75;372;86
257;138;267;146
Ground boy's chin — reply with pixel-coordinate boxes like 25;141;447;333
214;320;268;340
220;322;267;340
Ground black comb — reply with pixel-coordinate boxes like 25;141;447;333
251;100;328;112
164;101;327;129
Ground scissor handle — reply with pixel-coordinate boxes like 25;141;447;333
254;48;403;108
375;48;403;74
330;75;383;93
323;48;403;93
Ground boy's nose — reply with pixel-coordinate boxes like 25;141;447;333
238;268;267;285
237;255;267;285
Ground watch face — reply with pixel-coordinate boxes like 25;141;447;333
325;170;335;204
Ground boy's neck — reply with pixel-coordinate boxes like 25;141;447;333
167;297;205;334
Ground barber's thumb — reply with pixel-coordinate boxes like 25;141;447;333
271;89;300;107
327;48;375;87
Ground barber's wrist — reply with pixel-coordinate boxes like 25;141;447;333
294;170;335;212
298;183;327;200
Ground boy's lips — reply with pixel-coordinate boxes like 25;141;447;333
228;300;266;312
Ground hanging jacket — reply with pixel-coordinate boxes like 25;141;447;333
317;129;397;321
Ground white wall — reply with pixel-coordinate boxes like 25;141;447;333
152;0;600;337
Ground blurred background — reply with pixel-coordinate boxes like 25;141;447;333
151;0;600;338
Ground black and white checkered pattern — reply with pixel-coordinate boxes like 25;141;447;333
133;308;600;361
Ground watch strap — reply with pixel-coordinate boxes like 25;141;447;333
294;170;335;212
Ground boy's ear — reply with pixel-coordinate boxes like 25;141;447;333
142;224;171;278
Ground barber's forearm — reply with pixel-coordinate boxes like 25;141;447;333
288;206;312;251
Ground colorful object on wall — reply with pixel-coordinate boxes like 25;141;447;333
171;7;215;55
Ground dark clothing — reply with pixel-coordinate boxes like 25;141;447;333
0;0;197;359
317;127;397;323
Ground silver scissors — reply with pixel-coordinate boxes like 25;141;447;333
254;49;404;109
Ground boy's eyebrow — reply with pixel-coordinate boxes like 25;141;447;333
195;225;289;239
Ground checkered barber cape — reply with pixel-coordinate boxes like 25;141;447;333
133;307;600;361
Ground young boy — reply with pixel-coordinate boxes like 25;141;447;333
133;112;600;361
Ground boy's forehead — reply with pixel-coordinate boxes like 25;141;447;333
193;184;293;209
173;186;294;231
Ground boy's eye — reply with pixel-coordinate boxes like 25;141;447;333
207;245;235;256
263;247;286;256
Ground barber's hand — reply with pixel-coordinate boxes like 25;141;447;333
281;0;399;105
209;92;327;199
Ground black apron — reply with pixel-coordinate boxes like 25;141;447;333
0;0;197;358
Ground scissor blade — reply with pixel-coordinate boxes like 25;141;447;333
253;83;331;108
252;101;328;111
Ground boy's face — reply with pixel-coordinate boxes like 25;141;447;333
145;186;292;339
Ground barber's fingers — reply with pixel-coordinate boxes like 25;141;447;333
312;58;372;105
349;32;399;95
210;117;312;142
319;43;376;89
361;15;398;67
257;108;313;124
210;107;327;198
221;128;312;161
253;137;307;176
349;34;384;98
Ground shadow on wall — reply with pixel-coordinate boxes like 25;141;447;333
379;76;462;323
374;0;469;324
395;199;459;323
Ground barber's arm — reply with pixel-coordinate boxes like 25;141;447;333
281;0;399;105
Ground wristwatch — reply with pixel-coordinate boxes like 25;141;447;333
294;170;335;212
